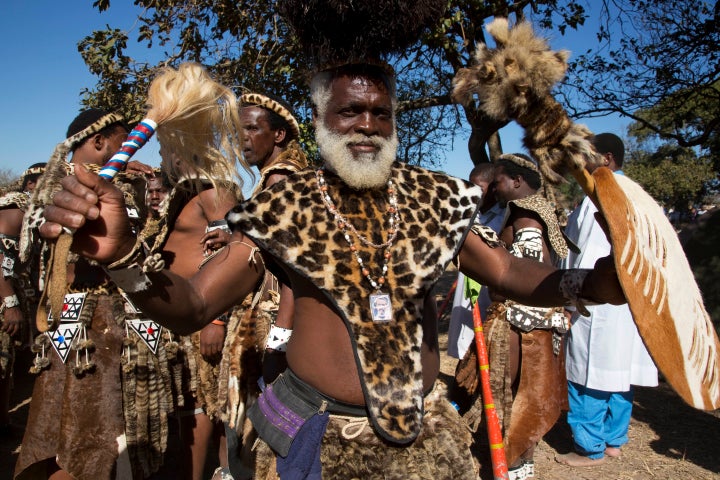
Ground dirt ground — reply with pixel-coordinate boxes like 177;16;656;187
2;266;719;479
434;265;720;480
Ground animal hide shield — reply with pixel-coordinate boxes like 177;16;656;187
593;168;719;409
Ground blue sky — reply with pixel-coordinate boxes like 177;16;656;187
0;2;629;183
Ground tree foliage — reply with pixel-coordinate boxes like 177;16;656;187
624;142;715;210
81;0;588;170
561;0;719;153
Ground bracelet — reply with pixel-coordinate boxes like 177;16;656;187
2;294;20;310
265;325;292;352
206;219;232;235
211;319;227;326
558;269;593;317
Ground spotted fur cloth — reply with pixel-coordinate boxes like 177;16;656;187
227;162;482;444
250;140;308;197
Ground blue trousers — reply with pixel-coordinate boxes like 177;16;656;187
566;381;634;459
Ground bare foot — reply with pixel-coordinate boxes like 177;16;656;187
555;452;606;467
605;446;622;457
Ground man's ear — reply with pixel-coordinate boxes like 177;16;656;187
91;133;105;152
603;152;612;167
274;127;287;145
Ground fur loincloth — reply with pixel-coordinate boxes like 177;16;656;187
458;303;567;466
253;383;477;480
227;162;483;444
16;167;173;479
17;282;177;479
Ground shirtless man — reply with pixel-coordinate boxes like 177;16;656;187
41;65;623;479
144;169;169;220
156;148;242;480
0;163;45;436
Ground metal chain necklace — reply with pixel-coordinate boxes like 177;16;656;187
315;168;400;322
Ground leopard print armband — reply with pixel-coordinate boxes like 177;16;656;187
558;269;594;317
470;224;505;248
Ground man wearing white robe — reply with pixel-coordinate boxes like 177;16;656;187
557;133;658;467
447;163;505;359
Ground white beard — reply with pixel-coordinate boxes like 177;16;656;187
316;122;398;190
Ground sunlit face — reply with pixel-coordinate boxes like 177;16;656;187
315;75;398;190
240;106;278;168
145;177;169;217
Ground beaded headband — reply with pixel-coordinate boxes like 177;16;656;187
240;93;300;140
21;165;46;179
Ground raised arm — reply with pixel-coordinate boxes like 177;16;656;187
458;228;624;309
40;166;265;333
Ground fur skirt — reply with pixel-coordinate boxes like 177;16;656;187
15;293;175;480
253;383;478;480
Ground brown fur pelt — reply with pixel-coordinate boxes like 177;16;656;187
459;301;567;466
254;384;477;480
278;0;446;72
452;18;600;184
217;287;272;429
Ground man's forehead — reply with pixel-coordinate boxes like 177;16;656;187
330;74;390;98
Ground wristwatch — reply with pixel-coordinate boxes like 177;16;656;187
2;294;20;310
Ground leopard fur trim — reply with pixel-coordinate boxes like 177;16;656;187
507;193;568;258
250;140;308;197
0;191;29;211
227;163;482;444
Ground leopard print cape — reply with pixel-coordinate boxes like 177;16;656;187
227;162;483;444
506;192;569;259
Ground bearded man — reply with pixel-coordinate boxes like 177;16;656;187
39;62;624;479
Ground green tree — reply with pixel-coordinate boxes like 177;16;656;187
81;0;588;169
624;143;714;211
561;0;719;154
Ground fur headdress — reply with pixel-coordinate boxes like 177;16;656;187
278;0;446;77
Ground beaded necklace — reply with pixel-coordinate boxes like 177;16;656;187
315;168;400;322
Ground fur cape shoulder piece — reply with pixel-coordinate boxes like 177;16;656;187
0;191;29;211
507;193;569;258
227;163;482;444
251;140;308;197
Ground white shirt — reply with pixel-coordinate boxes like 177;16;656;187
561;191;658;390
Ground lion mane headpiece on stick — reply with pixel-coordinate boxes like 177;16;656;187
452;18;720;411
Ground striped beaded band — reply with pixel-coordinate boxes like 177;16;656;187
99;118;158;180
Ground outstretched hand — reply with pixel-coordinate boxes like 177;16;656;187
40;165;136;264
